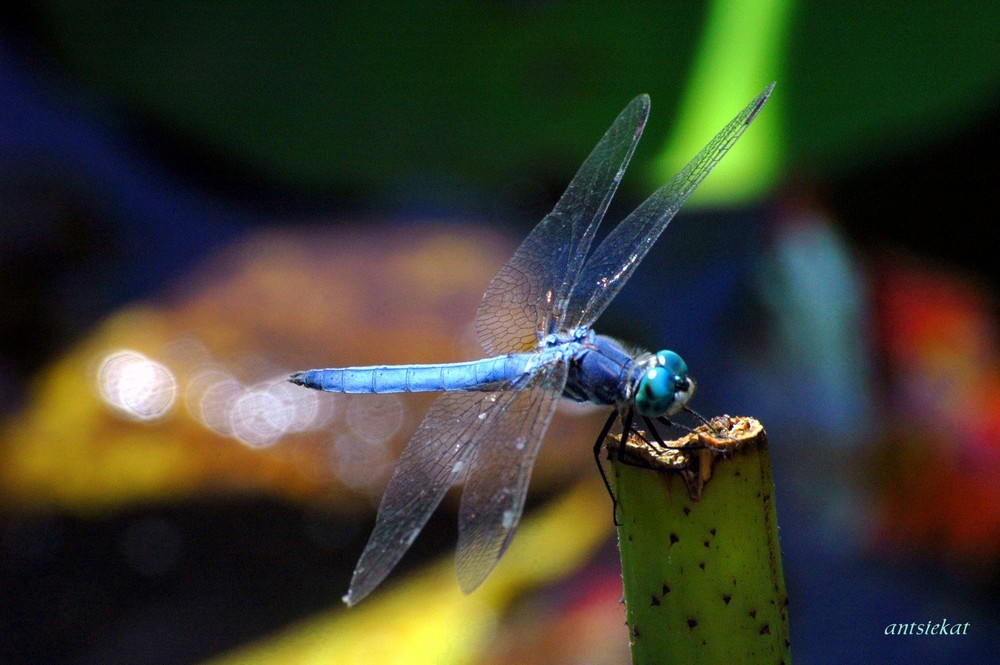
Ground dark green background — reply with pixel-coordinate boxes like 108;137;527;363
34;1;1000;192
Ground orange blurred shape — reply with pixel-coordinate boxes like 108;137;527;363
875;259;995;369
871;432;1000;562
870;258;1000;561
0;223;603;514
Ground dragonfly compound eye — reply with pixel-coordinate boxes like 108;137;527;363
656;349;688;376
635;366;676;417
635;351;695;417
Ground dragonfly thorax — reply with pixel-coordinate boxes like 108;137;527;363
633;350;695;417
560;332;634;407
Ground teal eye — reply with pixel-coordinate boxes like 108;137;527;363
635;366;675;417
656;350;687;376
634;351;695;417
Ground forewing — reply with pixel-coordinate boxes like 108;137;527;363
476;96;649;355
565;83;774;330
455;358;569;593
343;387;521;606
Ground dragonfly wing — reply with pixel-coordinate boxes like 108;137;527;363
476;96;650;355
344;385;523;606
455;358;569;593
565;83;774;330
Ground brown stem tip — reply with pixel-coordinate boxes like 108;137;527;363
608;415;765;501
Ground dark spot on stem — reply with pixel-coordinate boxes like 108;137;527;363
650;595;660;607
687;618;698;630
662;583;671;595
669;533;679;546
722;593;732;605
698;561;705;570
748;609;756;619
682;506;691;516
760;624;771;635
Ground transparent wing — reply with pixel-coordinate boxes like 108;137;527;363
344;386;523;606
565;83;774;330
476;96;650;355
455;359;569;592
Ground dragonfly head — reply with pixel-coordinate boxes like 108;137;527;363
634;350;695;417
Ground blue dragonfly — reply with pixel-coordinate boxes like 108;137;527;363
291;83;774;606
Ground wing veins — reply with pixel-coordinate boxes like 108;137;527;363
567;83;775;329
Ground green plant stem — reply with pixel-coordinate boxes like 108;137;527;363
609;416;790;664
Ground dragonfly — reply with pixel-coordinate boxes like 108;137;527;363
291;83;774;606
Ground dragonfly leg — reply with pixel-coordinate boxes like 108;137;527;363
618;415;678;467
592;408;641;526
611;408;637;525
641;415;667;450
682;406;727;437
617;414;706;466
655;415;700;436
592;410;620;521
616;408;636;465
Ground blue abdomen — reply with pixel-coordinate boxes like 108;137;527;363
290;354;532;394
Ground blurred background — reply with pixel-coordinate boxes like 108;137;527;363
2;2;999;663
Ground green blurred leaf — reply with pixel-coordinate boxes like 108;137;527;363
37;0;1000;191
